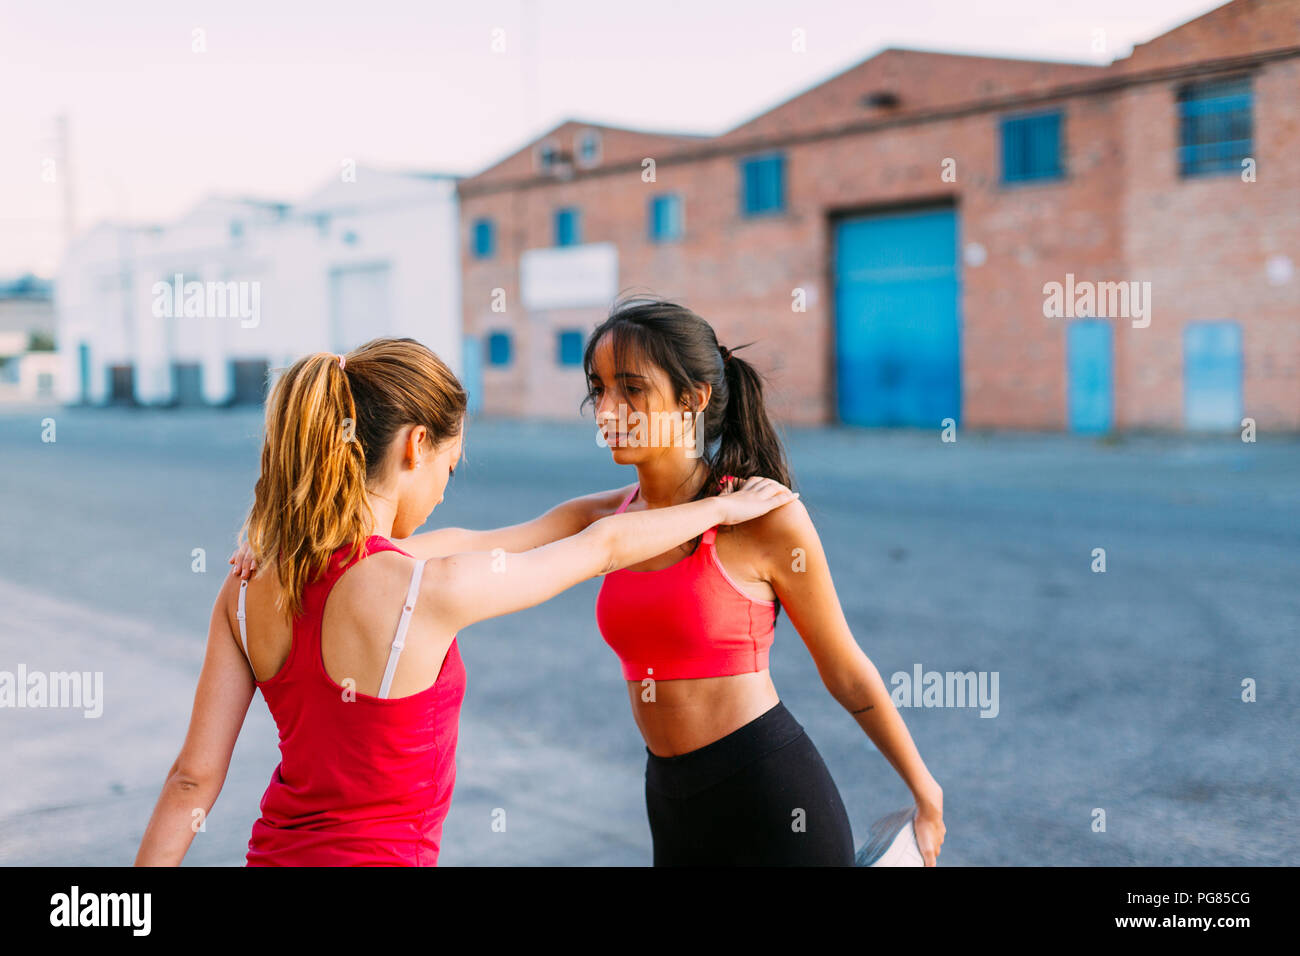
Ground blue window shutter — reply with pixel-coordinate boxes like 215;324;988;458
1001;111;1063;183
556;330;584;365
650;195;683;240
488;332;511;366
740;155;786;215
472;218;494;258
1178;77;1252;176
554;208;581;246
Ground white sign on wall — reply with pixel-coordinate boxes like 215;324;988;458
520;242;618;311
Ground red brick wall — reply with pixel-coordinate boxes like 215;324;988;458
1117;54;1300;429
459;0;1300;431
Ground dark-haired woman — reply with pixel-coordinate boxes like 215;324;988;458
576;298;944;865
135;337;798;866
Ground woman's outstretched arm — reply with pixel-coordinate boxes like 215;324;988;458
394;485;633;558
427;479;798;633
756;498;946;865
134;573;256;866
227;486;634;576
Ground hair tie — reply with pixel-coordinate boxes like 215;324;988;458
719;345;732;364
336;354;346;371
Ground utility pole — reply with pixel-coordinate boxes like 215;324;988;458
55;112;76;255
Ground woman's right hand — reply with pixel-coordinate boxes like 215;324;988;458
715;476;799;526
228;541;257;579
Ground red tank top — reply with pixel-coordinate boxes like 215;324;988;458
243;535;466;866
595;485;776;681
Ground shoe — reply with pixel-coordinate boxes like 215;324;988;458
855;806;924;866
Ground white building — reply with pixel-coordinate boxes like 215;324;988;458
0;275;58;402
55;167;462;406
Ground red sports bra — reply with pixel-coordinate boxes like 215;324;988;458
595;484;776;681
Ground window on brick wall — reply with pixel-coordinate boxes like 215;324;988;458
536;140;560;171
488;331;512;366
1000;110;1064;183
576;129;602;167
556;329;584;365
648;194;684;241
554;207;581;247
472;218;495;259
739;153;785;215
1177;76;1252;177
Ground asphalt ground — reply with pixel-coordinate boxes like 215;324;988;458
1;404;1296;865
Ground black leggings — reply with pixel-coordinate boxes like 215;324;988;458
644;701;855;866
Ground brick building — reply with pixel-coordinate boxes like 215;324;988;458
458;0;1300;432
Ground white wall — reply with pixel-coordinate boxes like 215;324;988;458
54;168;462;405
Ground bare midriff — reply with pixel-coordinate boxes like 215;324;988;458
626;669;780;757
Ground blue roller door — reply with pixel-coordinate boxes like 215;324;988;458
834;207;960;427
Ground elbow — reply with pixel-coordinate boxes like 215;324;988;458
589;517;619;575
168;758;219;794
822;652;878;705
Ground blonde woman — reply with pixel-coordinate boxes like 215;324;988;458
134;337;798;866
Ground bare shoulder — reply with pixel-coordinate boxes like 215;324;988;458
740;495;814;539
330;549;415;611
718;496;816;562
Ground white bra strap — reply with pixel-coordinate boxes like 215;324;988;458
377;559;427;699
236;579;251;663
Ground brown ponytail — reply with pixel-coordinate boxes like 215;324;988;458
241;337;467;617
712;346;792;495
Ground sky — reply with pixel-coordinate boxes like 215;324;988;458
1;0;1229;277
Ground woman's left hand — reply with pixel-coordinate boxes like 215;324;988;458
913;789;945;866
228;542;257;579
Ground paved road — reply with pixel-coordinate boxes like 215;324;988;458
1;404;1297;865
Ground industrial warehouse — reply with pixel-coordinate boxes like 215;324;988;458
457;0;1299;432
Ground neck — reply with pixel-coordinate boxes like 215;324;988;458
365;488;397;538
634;456;709;509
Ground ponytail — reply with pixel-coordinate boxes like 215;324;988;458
709;345;793;495
242;353;372;617
241;338;467;617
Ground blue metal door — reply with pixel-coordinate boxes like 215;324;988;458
462;335;483;415
1067;319;1113;432
834;207;960;427
1184;321;1242;429
78;343;90;403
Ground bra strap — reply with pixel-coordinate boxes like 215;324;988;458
701;526;718;547
236;579;251;663
614;484;639;515
377;559;428;699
